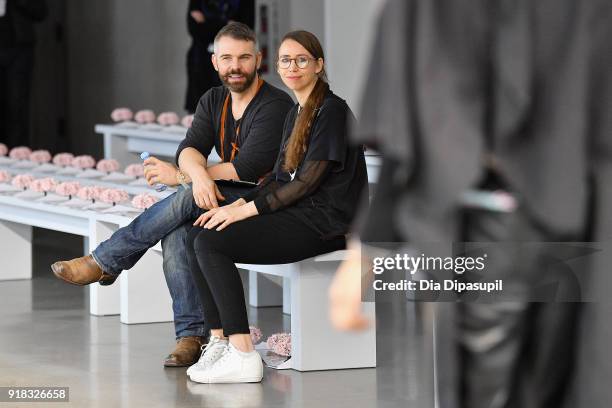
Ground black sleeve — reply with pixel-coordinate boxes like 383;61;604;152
303;101;349;169
253;160;332;214
235;0;255;28
242;173;280;202
175;91;216;165
187;0;200;37
15;0;48;21
231;99;293;182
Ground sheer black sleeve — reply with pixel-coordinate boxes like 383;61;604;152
251;161;332;214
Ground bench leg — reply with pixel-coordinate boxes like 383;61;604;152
88;220;120;316
0;220;32;281
290;260;377;371
248;271;283;307
283;277;291;315
120;247;173;324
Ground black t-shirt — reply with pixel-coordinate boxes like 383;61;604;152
175;81;294;182
245;90;368;239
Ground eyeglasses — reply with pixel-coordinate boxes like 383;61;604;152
277;56;317;69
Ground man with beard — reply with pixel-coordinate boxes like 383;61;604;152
51;23;293;367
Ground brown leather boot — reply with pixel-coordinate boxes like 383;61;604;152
51;255;117;286
164;336;205;367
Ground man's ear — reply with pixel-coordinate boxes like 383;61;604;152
256;52;263;70
211;54;219;71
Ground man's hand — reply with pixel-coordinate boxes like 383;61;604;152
191;174;225;209
190;10;205;23
143;157;179;186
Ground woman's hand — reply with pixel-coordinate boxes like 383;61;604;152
193;201;258;231
190;10;205;23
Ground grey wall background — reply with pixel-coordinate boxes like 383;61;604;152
29;0;380;158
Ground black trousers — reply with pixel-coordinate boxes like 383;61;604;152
458;208;580;408
186;210;345;336
0;47;34;147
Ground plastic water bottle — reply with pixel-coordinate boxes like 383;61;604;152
140;151;167;192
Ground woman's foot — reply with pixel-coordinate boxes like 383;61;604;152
186;335;228;377
189;344;263;383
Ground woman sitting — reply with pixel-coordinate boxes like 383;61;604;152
185;29;368;384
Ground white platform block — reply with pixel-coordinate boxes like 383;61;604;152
0;220;32;281
248;271;283;307
283;277;291;315
88;219;121;316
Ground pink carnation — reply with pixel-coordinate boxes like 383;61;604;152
131;193;159;209
157;112;180;126
71;155;96;169
9;146;32;160
0;170;11;183
96;159;120;173
52;153;75;166
55;181;81;197
98;188;129;204
134;110;156;124
76;185;105;201
181;114;194;128
110;107;134;122
249;326;263;345
28;150;52;163
29;177;58;193
124;163;145;178
0;143;7;156
266;333;291;357
11;174;34;189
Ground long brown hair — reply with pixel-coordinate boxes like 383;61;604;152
280;30;329;172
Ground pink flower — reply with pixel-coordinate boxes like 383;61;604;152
76;185;105;201
98;188;129;204
28;150;52;164
96;159;120;173
29;177;58;193
0;143;7;156
131;193;159;209
9;146;32;160
52;153;75;166
11;174;34;189
157;112;180;126
110;107;134;122
249;326;263;345
266;333;291;357
124;163;145;178
0;170;11;183
181;114;194;128
134;110;156;124
55;181;81;197
71;155;96;169
266;333;290;350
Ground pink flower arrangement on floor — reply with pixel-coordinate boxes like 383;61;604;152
76;185;105;201
266;333;292;357
0;143;7;156
249;326;263;345
181;114;194;128
135;110;156;124
0;170;11;183
124;163;145;178
96;158;120;173
28;149;52;164
111;107;134;122
11;174;34;189
29;177;58;193
131;193;159;209
157;112;180;126
71;155;96;169
98;188;129;204
55;181;81;197
9;146;32;160
52;153;75;166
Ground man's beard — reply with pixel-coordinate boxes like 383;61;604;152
219;68;257;92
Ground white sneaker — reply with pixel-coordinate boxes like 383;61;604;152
186;335;228;377
189;343;263;384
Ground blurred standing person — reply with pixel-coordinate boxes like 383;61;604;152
185;0;254;113
0;0;47;147
330;0;612;407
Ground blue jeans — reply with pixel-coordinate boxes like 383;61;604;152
92;183;253;339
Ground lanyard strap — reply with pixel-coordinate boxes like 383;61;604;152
219;78;265;162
